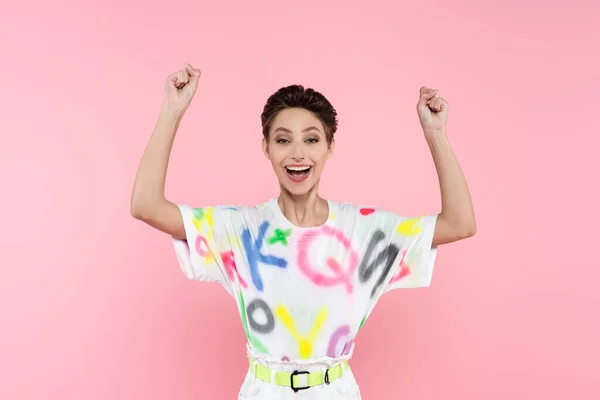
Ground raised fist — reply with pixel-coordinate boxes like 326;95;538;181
417;86;448;135
163;63;202;114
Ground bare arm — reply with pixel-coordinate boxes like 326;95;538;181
427;132;476;246
130;109;186;239
416;87;476;246
130;63;202;240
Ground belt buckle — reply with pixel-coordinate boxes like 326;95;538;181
290;370;310;392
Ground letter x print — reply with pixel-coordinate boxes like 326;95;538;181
267;228;292;246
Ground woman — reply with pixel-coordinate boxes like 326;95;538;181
131;63;476;399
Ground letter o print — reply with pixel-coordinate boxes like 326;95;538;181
247;298;275;334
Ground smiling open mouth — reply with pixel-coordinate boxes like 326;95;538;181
285;166;312;182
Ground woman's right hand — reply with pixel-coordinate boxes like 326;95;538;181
162;63;202;115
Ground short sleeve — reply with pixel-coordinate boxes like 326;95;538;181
384;214;439;292
171;204;241;296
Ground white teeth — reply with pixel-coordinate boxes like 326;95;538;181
286;166;310;171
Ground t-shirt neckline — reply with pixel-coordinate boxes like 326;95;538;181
269;197;335;230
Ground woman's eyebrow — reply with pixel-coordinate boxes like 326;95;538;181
273;126;321;134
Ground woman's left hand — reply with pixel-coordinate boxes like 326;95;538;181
416;86;448;136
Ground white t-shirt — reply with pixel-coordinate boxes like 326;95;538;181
172;197;438;361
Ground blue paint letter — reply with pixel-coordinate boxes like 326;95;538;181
242;221;288;291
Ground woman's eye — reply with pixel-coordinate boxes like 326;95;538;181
306;138;318;143
276;138;289;144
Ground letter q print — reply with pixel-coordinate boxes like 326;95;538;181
297;225;358;294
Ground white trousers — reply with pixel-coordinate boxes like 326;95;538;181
238;345;362;400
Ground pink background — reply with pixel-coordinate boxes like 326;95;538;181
1;0;599;399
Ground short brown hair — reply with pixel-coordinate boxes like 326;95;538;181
261;85;338;144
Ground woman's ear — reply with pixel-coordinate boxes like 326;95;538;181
327;138;335;159
262;137;270;160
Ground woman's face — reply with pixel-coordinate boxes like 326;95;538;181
263;107;334;196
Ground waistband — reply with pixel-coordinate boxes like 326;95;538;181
247;344;352;393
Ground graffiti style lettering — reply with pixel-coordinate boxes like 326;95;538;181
327;325;354;358
192;207;214;240
221;250;247;288
387;249;410;285
358;316;367;331
242;221;288;292
275;305;327;359
247;298;275;334
396;218;422;236
195;235;209;256
297;225;358;293
267;228;292;246
238;293;269;354
358;229;400;297
195;235;215;263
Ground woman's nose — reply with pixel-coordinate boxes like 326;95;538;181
291;143;306;160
